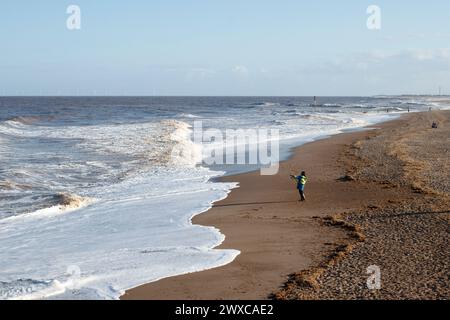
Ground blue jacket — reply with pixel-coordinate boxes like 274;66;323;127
294;175;307;190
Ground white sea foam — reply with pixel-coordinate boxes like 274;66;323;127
0;117;241;300
0;118;201;169
0;167;239;300
177;113;201;118
167;120;203;167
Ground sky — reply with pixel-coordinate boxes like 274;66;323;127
1;0;449;96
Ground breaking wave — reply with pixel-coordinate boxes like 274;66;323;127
0;118;201;168
6;116;47;125
251;102;280;107
2;193;94;222
167;120;202;167
177;113;200;119
0;118;203;220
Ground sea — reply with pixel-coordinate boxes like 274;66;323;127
0;96;447;299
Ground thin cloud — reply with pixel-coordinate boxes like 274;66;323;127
185;68;216;80
232;65;249;77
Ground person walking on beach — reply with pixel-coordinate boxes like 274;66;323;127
291;171;308;202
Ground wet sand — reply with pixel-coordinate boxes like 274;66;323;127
122;111;449;300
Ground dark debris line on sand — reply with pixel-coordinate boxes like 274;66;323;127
274;111;450;300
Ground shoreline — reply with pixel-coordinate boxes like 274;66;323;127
122;111;449;300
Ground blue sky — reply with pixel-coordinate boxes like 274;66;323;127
1;0;449;96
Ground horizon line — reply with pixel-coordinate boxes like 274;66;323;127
0;94;448;98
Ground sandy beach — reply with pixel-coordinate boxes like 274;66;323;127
122;110;449;300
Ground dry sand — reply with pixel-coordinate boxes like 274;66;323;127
122;111;449;300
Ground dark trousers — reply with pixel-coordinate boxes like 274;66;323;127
298;189;306;201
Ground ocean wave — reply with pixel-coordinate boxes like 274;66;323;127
177;113;200;119
167;120;202;167
401;100;427;106
88;119;203;168
6;116;43;125
0;118;203;169
298;114;338;121
0;118;204;222
251;102;280;107
2;193;94;222
342;117;368;125
3;115;55;126
0;118;43;137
